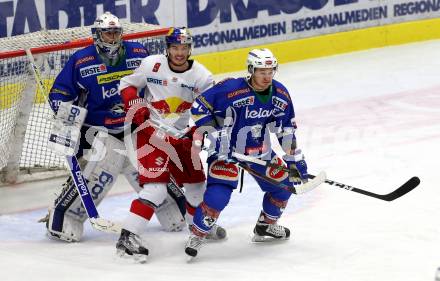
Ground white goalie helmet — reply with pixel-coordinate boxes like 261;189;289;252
246;48;278;75
92;12;123;58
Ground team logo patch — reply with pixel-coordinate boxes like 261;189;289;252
97;70;133;84
155;157;165;166
147;77;167;86
152;62;161;72
227;88;250;99
276;87;291;100
126;58;142;69
209;160;239;181
245;107;274;119
272;96;288;111
196;95;213;111
101;86;119;99
200;202;219;227
203;216;217;227
133;48;147;54
266;156;288;181
75;56;95;67
80;64;107;77
250;124;263;139
181;83;195;91
233;96;254;108
104;116;125;125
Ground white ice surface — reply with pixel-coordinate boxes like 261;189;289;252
1;40;440;281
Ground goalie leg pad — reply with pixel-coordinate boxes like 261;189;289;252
155;191;186;232
122;158;142;193
138;183;168;206
81;131;127;207
182;182;205;225
46;207;84;242
47;132;126;241
183;182;205;207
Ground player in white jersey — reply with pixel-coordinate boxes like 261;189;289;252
116;27;225;261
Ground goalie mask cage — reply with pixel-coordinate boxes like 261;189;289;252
0;23;169;185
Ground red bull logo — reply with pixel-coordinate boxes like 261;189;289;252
151;97;192;116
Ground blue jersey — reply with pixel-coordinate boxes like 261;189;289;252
191;77;297;156
49;41;148;132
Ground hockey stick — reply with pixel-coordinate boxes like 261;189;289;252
229;152;327;195
233;152;420;201
140;102;420;201
238;162;326;194
309;175;421;202
26;49;121;234
145;103;190;138
137;115;326;195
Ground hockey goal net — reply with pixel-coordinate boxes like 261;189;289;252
0;22;169;185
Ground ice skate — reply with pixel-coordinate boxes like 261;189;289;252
252;221;290;242
116;229;149;263
184;233;206;260
206;224;227;241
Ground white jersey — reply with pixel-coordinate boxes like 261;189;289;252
119;54;214;129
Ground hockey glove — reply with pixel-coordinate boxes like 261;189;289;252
170;126;203;152
216;127;237;163
283;149;308;184
121;86;150;126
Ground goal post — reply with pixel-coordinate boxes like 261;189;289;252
0;22;170;185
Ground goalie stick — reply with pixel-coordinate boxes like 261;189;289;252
233;152;420;201
26;49;121;234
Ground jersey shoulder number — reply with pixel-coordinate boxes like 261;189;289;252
152;62;161;72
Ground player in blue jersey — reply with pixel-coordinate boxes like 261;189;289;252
40;12;186;242
184;48;310;258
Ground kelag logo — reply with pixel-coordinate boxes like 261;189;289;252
187;0;359;27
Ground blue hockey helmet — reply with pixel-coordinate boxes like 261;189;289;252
165;27;193;46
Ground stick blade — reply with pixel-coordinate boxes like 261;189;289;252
90;218;122;234
381;176;421;201
296;171;327;194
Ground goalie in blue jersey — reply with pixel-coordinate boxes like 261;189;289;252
185;48;310;258
40;12;187;242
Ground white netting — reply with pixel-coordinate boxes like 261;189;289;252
0;22;168;183
0;22;166;53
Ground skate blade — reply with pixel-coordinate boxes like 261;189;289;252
133;254;148;264
186;255;196;263
116;249;148;264
251;234;290;243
